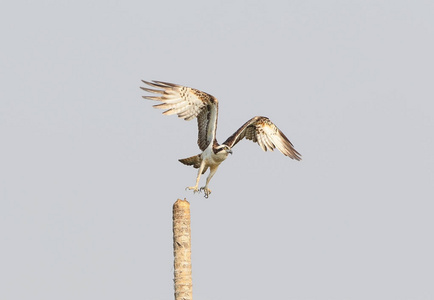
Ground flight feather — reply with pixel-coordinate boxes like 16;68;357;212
141;80;218;151
223;116;301;160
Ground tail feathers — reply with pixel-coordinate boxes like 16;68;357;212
179;154;207;174
179;154;202;168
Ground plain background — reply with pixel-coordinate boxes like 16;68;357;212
1;0;433;299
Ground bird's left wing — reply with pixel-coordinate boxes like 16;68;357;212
141;80;219;151
223;116;302;160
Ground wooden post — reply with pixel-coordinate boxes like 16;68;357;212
173;199;192;300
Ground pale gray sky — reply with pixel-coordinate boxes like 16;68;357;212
1;0;433;299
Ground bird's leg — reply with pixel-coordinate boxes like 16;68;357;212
186;160;205;194
200;166;218;198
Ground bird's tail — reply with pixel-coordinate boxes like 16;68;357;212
179;154;207;174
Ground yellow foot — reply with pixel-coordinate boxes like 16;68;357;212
199;187;211;198
185;186;199;193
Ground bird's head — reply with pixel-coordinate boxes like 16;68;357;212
216;144;233;155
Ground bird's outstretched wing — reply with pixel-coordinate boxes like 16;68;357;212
223;116;301;160
141;80;219;151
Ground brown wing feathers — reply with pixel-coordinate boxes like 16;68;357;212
141;80;217;151
141;80;205;120
223;116;301;160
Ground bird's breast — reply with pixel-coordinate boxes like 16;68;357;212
202;148;228;166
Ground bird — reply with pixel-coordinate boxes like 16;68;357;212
141;80;301;198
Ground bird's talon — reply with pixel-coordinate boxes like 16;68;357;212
186;186;199;193
199;187;211;198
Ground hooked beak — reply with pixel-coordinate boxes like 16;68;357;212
228;149;233;155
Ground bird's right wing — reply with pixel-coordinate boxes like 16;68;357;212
141;80;219;151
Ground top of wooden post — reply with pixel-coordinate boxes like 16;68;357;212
174;198;190;208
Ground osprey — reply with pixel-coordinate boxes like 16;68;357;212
141;80;301;198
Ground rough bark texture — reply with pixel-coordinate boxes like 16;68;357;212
173;199;192;300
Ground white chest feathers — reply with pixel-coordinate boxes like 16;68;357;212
202;147;229;166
